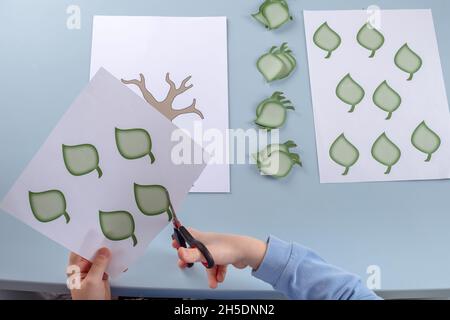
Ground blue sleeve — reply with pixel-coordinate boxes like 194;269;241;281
252;236;381;300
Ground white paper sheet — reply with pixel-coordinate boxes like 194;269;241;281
0;68;206;277
304;9;450;183
90;16;230;192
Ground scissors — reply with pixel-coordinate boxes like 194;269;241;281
169;199;215;269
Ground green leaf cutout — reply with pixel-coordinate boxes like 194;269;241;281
313;22;342;58
394;43;423;81
254;91;294;129
336;74;365;113
252;11;269;29
252;0;292;30
257;150;301;178
356;23;385;58
256;43;296;82
62;144;103;178
372;81;402;120
255;140;298;163
371;133;401;174
134;184;173;221
329;134;360;175
256;140;302;178
99;210;137;247
29;190;70;223
255;102;287;129
115;128;155;164
411;121;441;162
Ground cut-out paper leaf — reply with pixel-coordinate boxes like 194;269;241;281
329;134;359;175
411;121;441;162
356;23;385;58
394;43;422;81
29;190;70;223
255;140;301;178
99;210;137;247
336;74;365;113
313;22;342;58
273;43;296;80
115;127;155;163
257;150;302;178
371;133;401;174
256;43;296;82
257;51;285;82
252;0;292;30
255;91;294;129
372;81;402;120
62;144;103;178
255;102;287;129
252;11;269;27
254;140;298;162
134;183;173;221
256;91;288;116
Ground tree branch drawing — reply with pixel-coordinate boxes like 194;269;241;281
121;73;204;121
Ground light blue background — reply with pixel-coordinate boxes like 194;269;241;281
1;0;450;298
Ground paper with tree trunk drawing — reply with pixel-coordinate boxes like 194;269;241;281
90;16;229;192
304;9;450;183
0;69;206;277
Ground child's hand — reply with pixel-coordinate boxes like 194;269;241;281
172;228;267;289
68;248;112;300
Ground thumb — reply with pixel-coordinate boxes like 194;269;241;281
87;247;111;281
178;247;204;264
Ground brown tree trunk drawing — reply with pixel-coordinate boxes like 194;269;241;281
121;73;204;121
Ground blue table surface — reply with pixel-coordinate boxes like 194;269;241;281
1;0;450;299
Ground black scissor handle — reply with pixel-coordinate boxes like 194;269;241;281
172;228;193;268
173;226;215;269
172;228;186;248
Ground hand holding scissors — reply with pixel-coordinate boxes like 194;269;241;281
169;202;215;269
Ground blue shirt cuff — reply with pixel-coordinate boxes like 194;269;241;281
251;235;293;286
